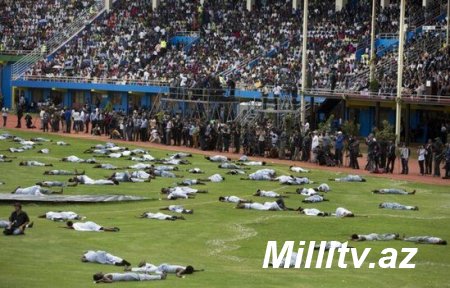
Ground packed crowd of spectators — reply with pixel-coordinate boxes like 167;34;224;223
0;0;99;52
19;0;450;98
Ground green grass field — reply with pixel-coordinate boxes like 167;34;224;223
0;129;448;288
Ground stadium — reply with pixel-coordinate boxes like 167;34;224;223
0;0;449;287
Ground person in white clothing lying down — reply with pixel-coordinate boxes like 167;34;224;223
19;160;52;167
297;207;329;216
44;169;84;175
351;233;400;241
139;212;185;221
38;211;82;221
274;175;313;185
61;155;97;163
205;155;230;162
372;188;415;195
69;175;119;185
93;272;166;283
334;207;355;217
65;221;119;232
379;202;418;211
126;262;202;277
302;194;328;203
219;196;252;203
289;166;310;173
292;187;318;196
82;250;131;266
93;163;119;170
12;185;63;195
236;199;294;211
35;181;77;187
403;236;447;245
253;189;287;198
315;183;331;192
160;205;193;214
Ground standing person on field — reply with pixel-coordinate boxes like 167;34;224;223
417;145;426;176
399;143;410;175
432;137;444;177
1;107;7;127
425;139;433;175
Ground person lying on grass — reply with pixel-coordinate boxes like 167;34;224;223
351;233;400;241
160;205;193;214
19;160;52;167
297;207;329;216
254;189;288;198
93;272;166;283
69;175;119;185
379;202;418;211
403;236;447;245
372;188;415;195
139;212;186;221
236;199;294;211
12;185;63;195
82;250;131;266
44;169;84;175
35;181;77;187
38;211;82;221
219;196;252;203
65;221;119;232
329;175;366;182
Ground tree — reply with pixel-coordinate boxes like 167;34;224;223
317;114;334;134
375;120;395;141
341;120;360;137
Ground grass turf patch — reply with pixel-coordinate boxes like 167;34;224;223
0;129;448;288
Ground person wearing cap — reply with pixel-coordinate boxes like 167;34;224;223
4;203;30;236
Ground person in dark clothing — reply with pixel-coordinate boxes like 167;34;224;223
385;141;396;173
25;113;36;129
444;143;450;179
424;139;433;175
16;105;23;128
4;203;30;236
348;136;360;169
232;123;241;153
302;133;311;162
64;109;72;133
379;140;388;170
432;137;444;177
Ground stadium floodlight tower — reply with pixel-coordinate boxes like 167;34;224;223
395;0;406;146
300;0;308;126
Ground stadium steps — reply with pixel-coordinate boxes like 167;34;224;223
11;1;109;80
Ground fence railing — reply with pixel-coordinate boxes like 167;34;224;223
0;50;32;56
11;1;105;80
20;75;170;87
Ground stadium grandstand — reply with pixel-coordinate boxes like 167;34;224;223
0;0;449;142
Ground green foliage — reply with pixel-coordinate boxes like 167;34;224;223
341;120;360;137
369;79;380;93
318;114;334;134
375;119;395;141
104;101;113;113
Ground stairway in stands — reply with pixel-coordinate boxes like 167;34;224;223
11;1;107;80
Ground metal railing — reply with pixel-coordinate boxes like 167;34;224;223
302;88;450;105
11;1;105;80
20;75;170;86
0;50;32;56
